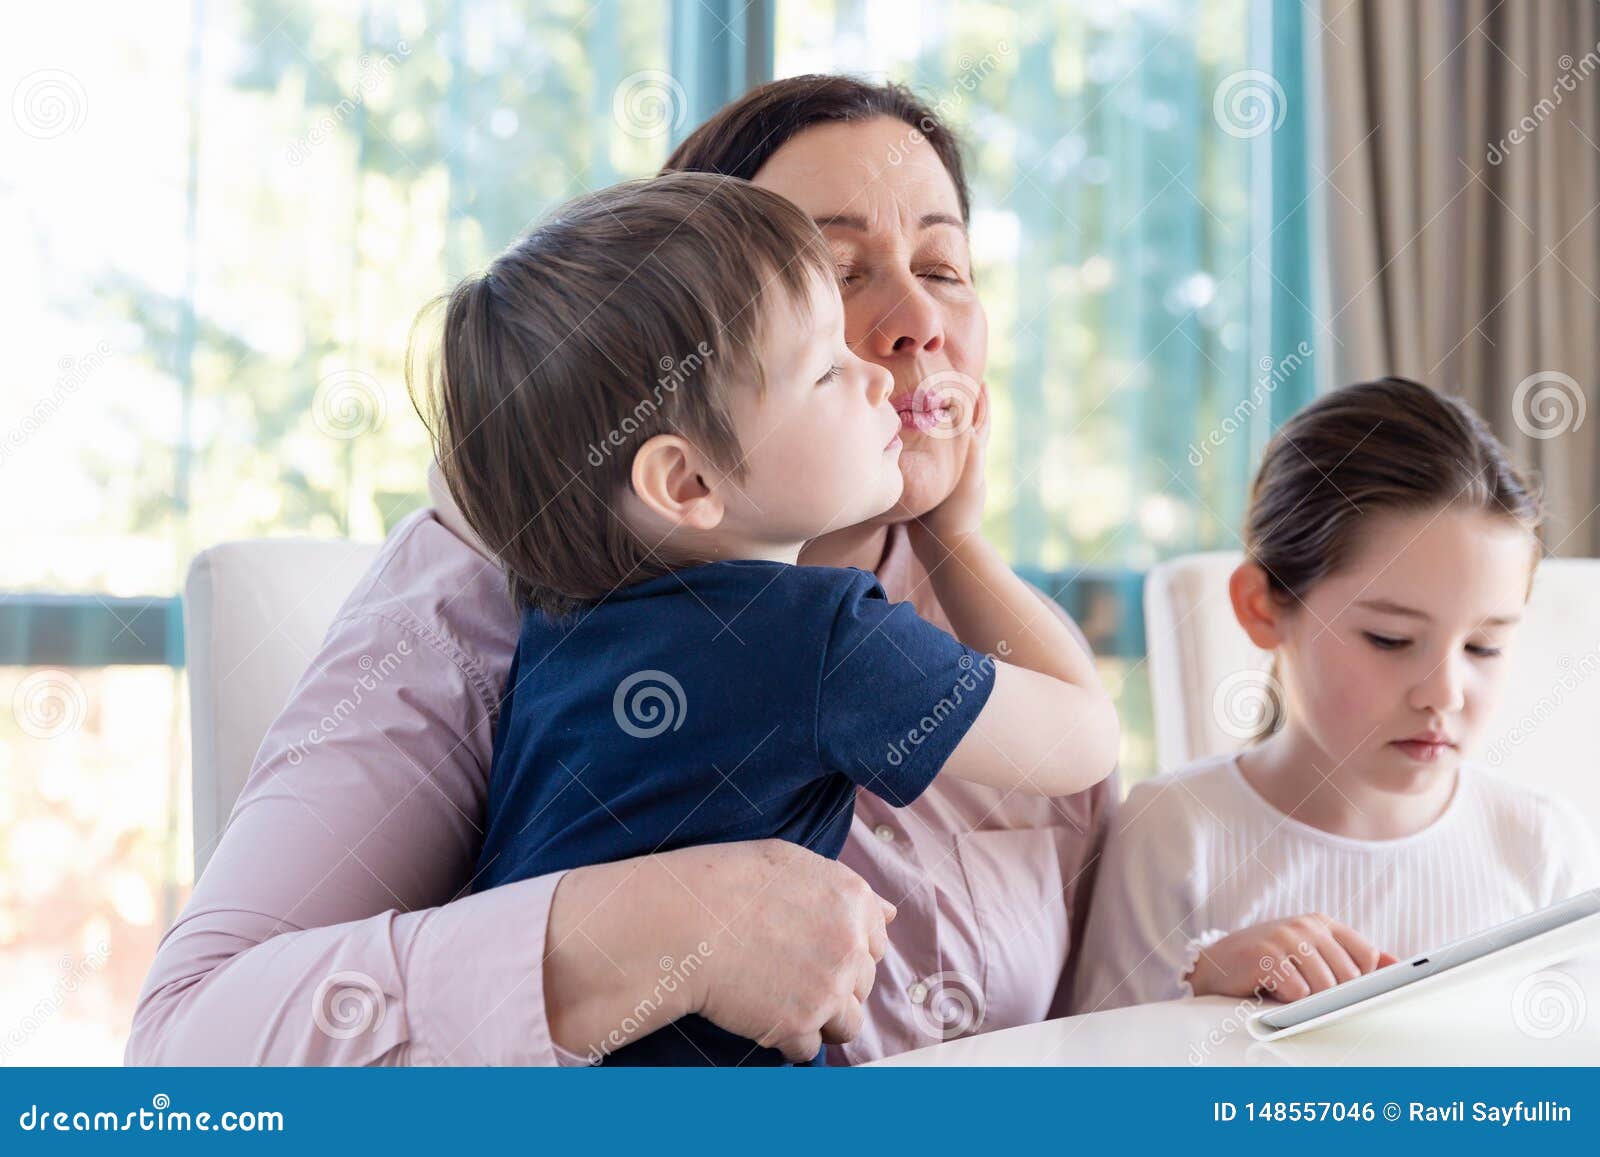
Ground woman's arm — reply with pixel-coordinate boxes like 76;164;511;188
126;608;576;1064
905;392;1120;796
128;531;890;1064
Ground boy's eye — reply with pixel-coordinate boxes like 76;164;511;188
919;267;961;283
1363;632;1410;650
1467;643;1502;658
817;364;842;385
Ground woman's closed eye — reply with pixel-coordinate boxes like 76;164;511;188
816;364;842;385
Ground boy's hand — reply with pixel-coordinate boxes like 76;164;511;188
1186;914;1399;1003
910;378;990;548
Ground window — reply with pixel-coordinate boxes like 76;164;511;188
3;0;1313;1061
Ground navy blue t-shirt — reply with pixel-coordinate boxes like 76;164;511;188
472;560;995;1066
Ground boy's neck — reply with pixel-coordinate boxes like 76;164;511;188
667;521;892;572
799;522;893;573
1236;727;1460;841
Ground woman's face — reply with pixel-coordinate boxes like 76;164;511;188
752;116;988;522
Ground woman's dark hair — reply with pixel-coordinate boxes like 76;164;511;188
663;74;973;225
1244;376;1544;737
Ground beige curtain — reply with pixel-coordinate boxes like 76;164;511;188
1320;0;1600;556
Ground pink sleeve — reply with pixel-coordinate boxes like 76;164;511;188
124;610;585;1066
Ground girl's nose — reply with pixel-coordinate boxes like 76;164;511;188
1411;653;1467;714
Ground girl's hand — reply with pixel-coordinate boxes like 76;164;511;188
1186;914;1399;1003
909;378;990;549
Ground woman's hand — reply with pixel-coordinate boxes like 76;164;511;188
689;840;894;1061
908;379;990;549
546;839;894;1063
1186;914;1398;1003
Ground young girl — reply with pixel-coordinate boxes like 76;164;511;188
1074;377;1599;1012
413;172;1120;1064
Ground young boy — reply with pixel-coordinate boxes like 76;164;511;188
416;172;1119;1065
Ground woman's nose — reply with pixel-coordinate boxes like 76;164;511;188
863;275;945;358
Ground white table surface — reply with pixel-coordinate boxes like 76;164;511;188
876;912;1600;1066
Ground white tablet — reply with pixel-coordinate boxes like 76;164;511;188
1247;888;1600;1041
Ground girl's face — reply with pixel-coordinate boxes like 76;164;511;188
751;116;988;523
1250;506;1536;794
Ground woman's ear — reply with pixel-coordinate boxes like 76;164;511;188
629;434;725;532
1228;561;1288;650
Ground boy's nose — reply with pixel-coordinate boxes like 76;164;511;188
864;362;894;407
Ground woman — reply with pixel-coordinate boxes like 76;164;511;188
125;75;1120;1066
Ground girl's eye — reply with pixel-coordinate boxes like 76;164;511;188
836;267;859;286
817;364;842;385
1363;632;1410;650
1467;643;1503;658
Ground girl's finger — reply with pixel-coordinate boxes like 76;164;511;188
1312;929;1363;986
1325;919;1384;974
1268;958;1311;1003
1286;943;1337;993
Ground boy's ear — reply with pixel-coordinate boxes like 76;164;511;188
1228;561;1289;650
630;434;725;532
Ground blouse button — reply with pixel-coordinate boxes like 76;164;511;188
873;824;897;843
907;981;929;1004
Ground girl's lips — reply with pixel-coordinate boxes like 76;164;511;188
1391;739;1453;762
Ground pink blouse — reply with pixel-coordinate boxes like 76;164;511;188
125;491;1119;1065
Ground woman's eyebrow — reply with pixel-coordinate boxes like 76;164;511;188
812;211;967;232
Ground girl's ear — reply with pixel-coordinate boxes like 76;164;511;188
1228;561;1289;650
629;434;725;532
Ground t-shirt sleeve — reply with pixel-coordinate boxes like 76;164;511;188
814;570;994;807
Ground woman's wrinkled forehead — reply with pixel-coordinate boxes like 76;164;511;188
750;116;966;236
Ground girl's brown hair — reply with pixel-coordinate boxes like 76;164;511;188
663;74;973;225
410;171;836;618
1244;376;1544;736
